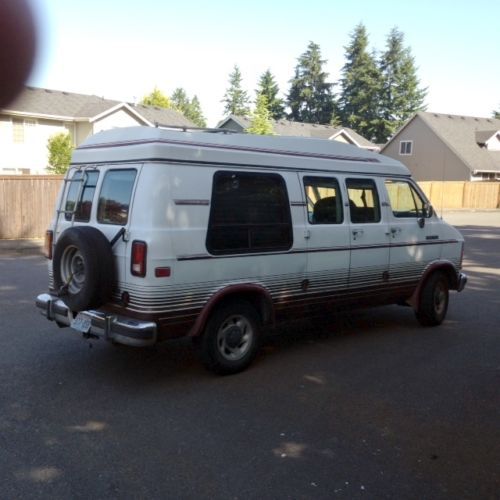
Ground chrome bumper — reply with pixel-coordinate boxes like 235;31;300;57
457;272;467;292
35;293;157;347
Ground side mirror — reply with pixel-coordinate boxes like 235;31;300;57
418;203;433;228
423;203;433;218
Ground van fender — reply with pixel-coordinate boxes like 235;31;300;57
188;283;275;338
407;260;460;310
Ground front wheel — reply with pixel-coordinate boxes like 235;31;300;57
415;272;449;327
200;300;261;375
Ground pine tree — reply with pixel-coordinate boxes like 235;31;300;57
185;96;207;128
256;70;285;120
247;94;274;135
493;108;500;119
377;27;427;142
221;65;250;116
140;87;171;108
171;88;190;113
171;88;207;127
286;41;335;124
338;24;382;141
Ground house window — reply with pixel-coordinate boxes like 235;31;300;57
303;176;343;224
206;171;292;255
399;140;413;155
346;178;381;223
12;119;24;144
11;119;36;144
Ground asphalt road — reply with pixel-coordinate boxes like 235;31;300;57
0;219;499;499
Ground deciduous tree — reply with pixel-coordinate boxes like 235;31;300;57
140;87;171;108
247;94;274;135
47;132;73;174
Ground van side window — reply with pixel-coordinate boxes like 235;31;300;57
97;169;137;225
64;170;99;222
385;179;426;218
303;176;343;224
207;171;292;255
346;178;381;223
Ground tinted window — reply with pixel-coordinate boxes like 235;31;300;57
385;180;426;218
97;169;136;225
346;178;381;223
207;171;292;255
64;170;99;222
304;176;343;224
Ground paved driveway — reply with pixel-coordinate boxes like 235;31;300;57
0;217;498;499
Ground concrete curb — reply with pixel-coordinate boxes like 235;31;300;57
0;239;44;255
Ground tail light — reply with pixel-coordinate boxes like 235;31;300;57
131;240;147;277
44;230;53;260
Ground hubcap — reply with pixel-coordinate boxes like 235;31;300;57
60;245;86;294
434;281;447;316
216;314;253;361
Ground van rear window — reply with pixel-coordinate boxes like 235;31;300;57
97;169;136;225
64;170;99;222
207;171;292;255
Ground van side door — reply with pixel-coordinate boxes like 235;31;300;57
301;175;350;306
346;177;391;296
383;178;442;295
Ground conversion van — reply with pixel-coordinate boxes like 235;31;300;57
36;126;467;374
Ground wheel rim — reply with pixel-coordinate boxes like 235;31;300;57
216;314;253;361
60;245;86;294
433;281;447;316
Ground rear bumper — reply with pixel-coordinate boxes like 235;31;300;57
35;293;157;346
457;272;467;292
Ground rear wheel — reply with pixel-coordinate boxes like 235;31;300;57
200;300;261;375
415;272;449;326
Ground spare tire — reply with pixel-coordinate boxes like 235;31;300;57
53;226;115;311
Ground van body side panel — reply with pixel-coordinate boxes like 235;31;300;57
300;173;351;311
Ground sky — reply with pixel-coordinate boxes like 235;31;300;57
28;0;500;127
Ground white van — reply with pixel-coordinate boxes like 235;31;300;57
36;126;467;374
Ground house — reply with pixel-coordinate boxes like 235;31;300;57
217;115;380;152
0;86;196;174
381;111;500;181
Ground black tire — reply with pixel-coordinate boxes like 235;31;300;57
415;272;449;327
53;226;115;311
200;300;261;375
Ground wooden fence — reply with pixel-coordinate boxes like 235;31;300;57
419;181;500;210
0;176;499;240
0;175;63;239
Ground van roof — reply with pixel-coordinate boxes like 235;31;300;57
72;126;410;177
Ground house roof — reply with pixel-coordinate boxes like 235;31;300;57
217;115;379;150
475;130;499;145
382;111;500;174
1;86;195;127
